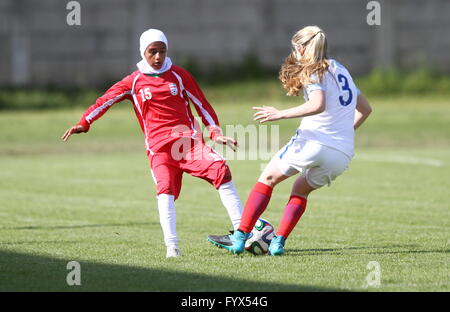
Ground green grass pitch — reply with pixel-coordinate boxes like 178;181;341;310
0;86;449;291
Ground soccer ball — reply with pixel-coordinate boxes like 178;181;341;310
245;219;275;255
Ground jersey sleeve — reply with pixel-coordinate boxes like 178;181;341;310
77;74;134;132
303;73;325;101
305;83;325;93
181;70;222;140
305;73;325;93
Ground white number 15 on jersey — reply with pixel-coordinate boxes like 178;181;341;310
140;88;152;101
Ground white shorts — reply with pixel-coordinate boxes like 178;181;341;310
272;138;351;188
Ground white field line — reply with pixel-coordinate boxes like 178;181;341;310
354;153;444;167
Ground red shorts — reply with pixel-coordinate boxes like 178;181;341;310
149;138;232;199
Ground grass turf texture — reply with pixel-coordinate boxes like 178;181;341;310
0;87;449;291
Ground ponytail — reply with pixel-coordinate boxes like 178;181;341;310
279;26;329;96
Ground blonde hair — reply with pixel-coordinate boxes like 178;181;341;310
279;25;329;96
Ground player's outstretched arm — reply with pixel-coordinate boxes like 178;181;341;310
253;90;325;123
354;94;372;130
61;74;135;143
61;124;86;142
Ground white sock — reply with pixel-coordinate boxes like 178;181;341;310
218;181;243;230
157;194;178;247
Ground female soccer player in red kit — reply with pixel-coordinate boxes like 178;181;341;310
62;29;243;258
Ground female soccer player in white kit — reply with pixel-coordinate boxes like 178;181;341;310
208;25;372;255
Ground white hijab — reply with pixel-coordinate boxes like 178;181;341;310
136;29;173;74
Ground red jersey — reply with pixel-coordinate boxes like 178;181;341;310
78;65;222;154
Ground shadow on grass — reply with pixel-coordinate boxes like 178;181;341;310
0;249;342;292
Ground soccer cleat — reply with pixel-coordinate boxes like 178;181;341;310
268;235;286;256
166;246;181;258
208;232;233;249
208;230;249;254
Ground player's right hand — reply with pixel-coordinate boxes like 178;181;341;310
61;124;86;142
213;135;238;152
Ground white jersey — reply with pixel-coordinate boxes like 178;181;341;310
299;59;359;158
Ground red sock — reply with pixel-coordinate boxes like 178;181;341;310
238;182;273;233
276;195;307;238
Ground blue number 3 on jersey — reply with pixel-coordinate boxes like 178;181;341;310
337;74;353;106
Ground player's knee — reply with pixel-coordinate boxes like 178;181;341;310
259;173;280;188
223;166;232;182
157;184;180;200
157;190;180;200
215;165;232;188
291;190;312;198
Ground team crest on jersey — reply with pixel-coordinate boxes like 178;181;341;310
169;83;178;96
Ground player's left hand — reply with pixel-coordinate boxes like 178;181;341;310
253;106;283;123
214;135;238;152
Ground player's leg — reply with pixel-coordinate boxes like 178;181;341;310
207;157;293;253
178;140;249;253
236;137;301;235
238;159;291;234
157;170;183;258
268;141;321;256
208;140;298;253
269;175;316;256
227;162;292;253
157;193;179;257
269;143;351;256
182;140;244;230
217;179;243;231
207;166;245;251
150;150;184;258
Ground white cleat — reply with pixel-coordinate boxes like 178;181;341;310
166;246;181;258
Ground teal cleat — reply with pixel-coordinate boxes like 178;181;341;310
208;230;250;254
268;235;286;256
